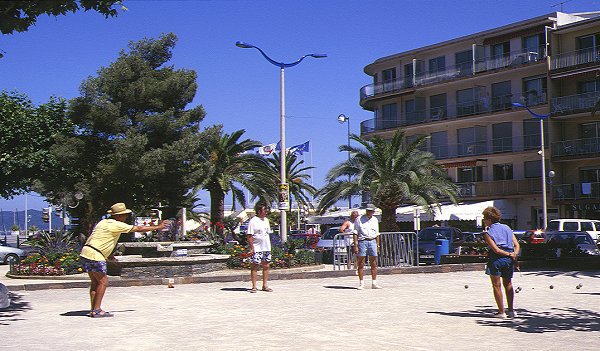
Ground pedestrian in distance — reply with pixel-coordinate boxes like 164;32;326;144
353;204;382;290
482;206;520;319
339;210;359;270
247;203;273;293
80;203;170;318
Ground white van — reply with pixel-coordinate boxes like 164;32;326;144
547;219;600;241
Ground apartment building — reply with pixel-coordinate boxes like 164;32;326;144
359;11;600;230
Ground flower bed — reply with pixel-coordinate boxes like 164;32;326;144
11;251;83;276
212;242;319;269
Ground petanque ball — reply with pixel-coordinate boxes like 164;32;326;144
464;284;468;289
549;285;554;289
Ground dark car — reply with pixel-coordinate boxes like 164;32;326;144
417;226;462;264
545;231;600;256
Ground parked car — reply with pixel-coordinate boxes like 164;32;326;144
545;231;600;256
417;226;462;264
0;242;27;264
461;231;484;243
547;219;600;241
316;227;351;263
525;229;546;244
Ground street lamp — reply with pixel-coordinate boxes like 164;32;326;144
236;41;326;242
337;114;352;209
512;102;550;229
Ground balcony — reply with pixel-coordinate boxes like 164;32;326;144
430;134;543;160
551;91;600;116
360;93;547;135
457;179;542;198
550;47;600;71
360;49;545;105
552;137;600;160
554;182;600;201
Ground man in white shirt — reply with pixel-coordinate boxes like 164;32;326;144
339;210;359;270
352;204;382;290
247;203;273;293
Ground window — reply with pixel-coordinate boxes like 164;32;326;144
404;63;414;88
492;122;512;152
492;41;510;58
493;164;513;180
457;88;476;116
524;160;542;178
430;131;448;158
581;222;594;231
522;33;544;59
580;168;600;183
578;79;600;94
577;33;599;50
406;134;427;151
455;50;473;76
458;126;486;155
382;68;396;92
523;76;547;106
458;167;483;183
523;119;548;150
381;103;398;129
581;122;600;139
430;93;447;120
491;81;512;111
429;56;445;73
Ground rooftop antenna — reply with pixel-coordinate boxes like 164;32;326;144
551;0;572;12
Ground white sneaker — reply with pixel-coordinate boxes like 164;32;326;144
507;310;518;318
492;312;507;319
357;284;364;290
371;283;383;289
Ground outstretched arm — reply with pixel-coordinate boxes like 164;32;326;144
130;220;169;233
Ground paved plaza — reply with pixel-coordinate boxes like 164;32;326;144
1;268;599;350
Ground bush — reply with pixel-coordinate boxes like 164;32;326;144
211;241;318;269
12;231;83;276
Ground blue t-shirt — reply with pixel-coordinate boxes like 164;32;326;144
487;222;514;250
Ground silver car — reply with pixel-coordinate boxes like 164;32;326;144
0;243;27;264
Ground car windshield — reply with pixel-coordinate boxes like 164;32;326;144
322;228;340;240
419;228;451;241
549;233;594;245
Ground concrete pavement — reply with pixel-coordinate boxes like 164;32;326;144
2;266;600;350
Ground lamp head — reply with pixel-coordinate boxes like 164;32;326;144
337;114;348;123
235;41;254;49
310;54;327;59
548;170;555;178
512;102;525;108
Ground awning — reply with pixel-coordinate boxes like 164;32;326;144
308;200;515;225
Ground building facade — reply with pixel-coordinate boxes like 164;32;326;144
359;11;600;230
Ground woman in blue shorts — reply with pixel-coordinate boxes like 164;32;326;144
482;206;520;319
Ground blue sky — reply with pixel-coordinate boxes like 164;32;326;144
1;0;599;211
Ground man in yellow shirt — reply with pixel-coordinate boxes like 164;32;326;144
80;203;169;318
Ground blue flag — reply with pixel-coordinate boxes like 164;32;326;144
288;141;310;155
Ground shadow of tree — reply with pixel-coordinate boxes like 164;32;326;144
220;287;252;292
523;270;600;279
429;306;600;333
324;285;357;290
0;292;31;326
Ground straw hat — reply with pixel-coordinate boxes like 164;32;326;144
107;203;132;215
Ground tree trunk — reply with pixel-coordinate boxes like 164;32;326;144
380;206;399;232
209;187;225;237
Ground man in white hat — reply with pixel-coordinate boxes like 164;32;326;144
80;203;170;318
352;204;382;290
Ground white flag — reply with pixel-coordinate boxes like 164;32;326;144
257;143;277;155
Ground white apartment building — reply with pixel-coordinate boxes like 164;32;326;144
359;11;600;230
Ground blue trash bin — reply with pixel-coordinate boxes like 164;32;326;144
434;239;449;265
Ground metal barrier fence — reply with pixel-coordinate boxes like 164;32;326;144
332;232;418;270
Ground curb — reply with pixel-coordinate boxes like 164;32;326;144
4;263;486;291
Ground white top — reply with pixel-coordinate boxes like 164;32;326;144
247;216;272;252
353;215;380;240
341;221;355;246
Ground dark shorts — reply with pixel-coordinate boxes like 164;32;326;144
80;257;107;274
486;257;514;279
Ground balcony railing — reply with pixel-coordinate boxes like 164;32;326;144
554;182;600;201
360;48;545;103
551;91;600;116
429;134;543;160
457;179;542;198
552;137;600;158
360;93;547;135
550;47;600;70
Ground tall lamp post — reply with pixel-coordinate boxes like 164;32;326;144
236;41;326;242
337;114;352;209
512;102;550;229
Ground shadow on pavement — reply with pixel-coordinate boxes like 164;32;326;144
324;285;358;290
0;292;31;325
61;310;91;317
429;307;600;333
524;270;600;279
220;287;251;292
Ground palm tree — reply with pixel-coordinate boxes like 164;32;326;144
317;129;459;231
247;151;317;211
198;127;266;232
